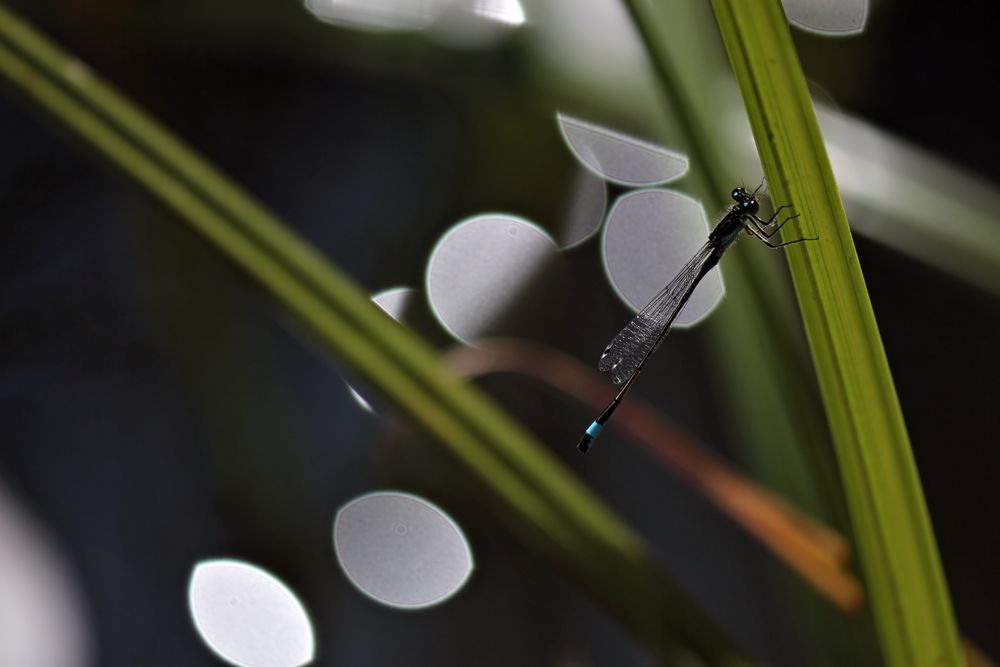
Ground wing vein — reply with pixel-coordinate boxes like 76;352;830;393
598;243;716;384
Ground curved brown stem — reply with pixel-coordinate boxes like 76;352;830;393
444;338;863;614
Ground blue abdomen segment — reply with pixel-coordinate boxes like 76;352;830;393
578;421;604;453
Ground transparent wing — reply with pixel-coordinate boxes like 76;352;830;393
602;189;724;328
598;243;715;384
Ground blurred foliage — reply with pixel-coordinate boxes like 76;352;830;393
0;0;992;665
0;2;750;664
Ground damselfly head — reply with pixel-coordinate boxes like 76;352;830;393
731;186;760;214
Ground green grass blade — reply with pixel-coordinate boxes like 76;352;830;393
0;3;749;663
618;2;874;662
708;1;963;665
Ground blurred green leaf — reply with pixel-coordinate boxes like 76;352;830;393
0;3;750;664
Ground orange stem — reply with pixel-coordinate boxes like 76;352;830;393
444;338;863;613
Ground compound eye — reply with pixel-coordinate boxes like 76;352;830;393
731;188;744;201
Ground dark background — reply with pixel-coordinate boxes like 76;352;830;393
1;0;997;665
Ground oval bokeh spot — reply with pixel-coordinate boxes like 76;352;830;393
426;214;566;343
602;189;724;327
556;166;607;249
304;0;447;32
188;560;315;667
346;287;417;414
556;112;689;187
782;0;867;36
0;479;91;667
334;491;473;609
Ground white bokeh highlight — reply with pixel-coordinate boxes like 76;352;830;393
426;214;564;342
528;0;655;112
334;491;473;609
0;478;91;667
470;0;525;25
304;0;525;47
371;286;415;320
782;0;867;36
557;112;689;187
348;287;417;413
602;189;725;327
188;560;315;667
556;166;607;249
429;0;526;48
304;0;447;32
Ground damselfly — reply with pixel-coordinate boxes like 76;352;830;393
578;184;813;453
